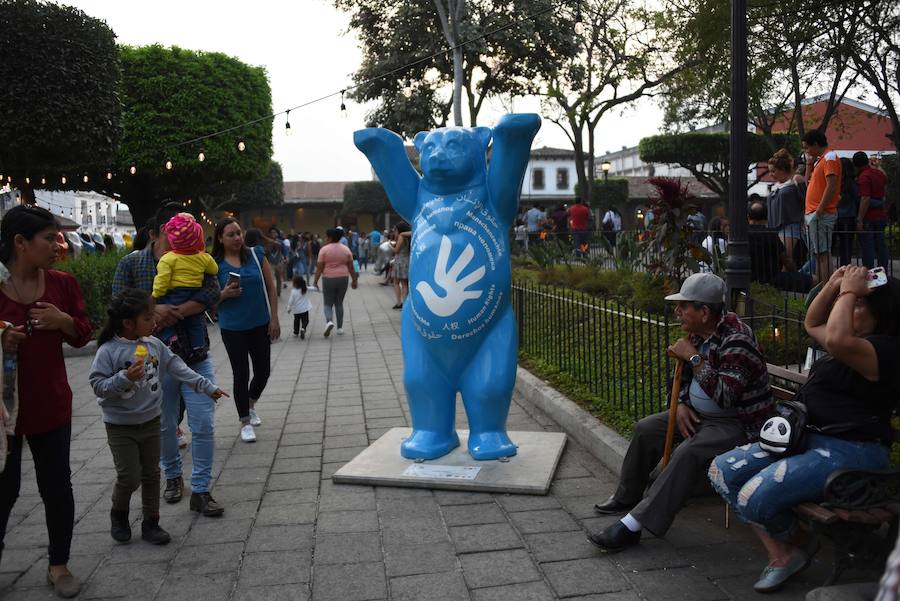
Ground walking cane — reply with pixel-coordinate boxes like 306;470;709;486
662;351;684;467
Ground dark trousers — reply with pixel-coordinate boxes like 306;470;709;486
860;219;890;269
322;276;349;328
105;417;161;518
292;312;309;335
614;410;744;536
220;324;271;421
835;217;856;267
0;422;74;566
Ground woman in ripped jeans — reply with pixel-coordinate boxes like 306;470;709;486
710;266;900;594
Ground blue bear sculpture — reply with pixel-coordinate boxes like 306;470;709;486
354;113;541;460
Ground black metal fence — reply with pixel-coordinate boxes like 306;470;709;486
512;279;812;424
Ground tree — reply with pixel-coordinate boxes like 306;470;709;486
0;0;121;204
539;0;697;206
193;161;284;218
95;45;274;227
343;180;391;219
638;132;801;198
335;0;575;138
662;0;870;142
846;0;900;151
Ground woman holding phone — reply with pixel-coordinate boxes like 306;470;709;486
212;218;280;443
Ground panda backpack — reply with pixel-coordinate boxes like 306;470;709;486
759;400;809;456
759;400;878;456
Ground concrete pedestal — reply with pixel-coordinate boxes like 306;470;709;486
333;428;566;495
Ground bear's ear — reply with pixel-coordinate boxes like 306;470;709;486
474;127;492;150
414;131;429;153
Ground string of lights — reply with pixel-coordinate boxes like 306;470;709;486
2;0;568;186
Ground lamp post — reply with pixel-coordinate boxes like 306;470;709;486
601;160;611;184
725;0;750;311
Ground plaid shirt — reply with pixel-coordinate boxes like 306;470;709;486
680;312;774;440
112;245;219;351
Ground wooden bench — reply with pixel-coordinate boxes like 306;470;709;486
767;363;900;585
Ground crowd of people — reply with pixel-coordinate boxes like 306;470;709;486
0;153;896;598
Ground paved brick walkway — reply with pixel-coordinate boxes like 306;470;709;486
1;273;866;600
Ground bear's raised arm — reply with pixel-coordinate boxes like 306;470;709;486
488;114;541;226
353;128;421;223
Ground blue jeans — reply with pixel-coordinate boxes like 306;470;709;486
160;357;216;493
709;434;889;539
859;220;889;270
157;287;206;350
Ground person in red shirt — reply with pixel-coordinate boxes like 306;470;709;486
0;205;92;598
853;151;890;269
568;197;592;256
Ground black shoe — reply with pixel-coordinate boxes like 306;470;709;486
300;329;305;340
110;509;131;543
593;495;636;515
141;516;171;545
163;476;183;504
190;492;225;517
587;521;641;553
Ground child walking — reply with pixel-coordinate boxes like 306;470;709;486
288;275;311;339
152;212;218;359
89;289;227;545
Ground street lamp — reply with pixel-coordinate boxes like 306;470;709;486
601;160;611;184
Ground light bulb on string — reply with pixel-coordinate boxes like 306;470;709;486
198;149;206;162
107;170;113;180
41;176;46;185
285;110;292;136
25;177;30;185
61;175;67;185
237;140;246;152
340;90;348;118
130;164;137;175
165;159;173;171
83;174;89;184
574;1;586;35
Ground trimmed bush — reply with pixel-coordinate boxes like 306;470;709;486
55;251;126;332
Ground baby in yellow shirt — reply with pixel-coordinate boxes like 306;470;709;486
153;213;217;353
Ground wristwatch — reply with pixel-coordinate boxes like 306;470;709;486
689;354;702;367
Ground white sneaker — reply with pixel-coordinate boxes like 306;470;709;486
324;321;334;337
249;408;261;427
240;424;256;443
336;328;344;335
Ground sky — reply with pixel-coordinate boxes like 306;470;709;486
67;0;666;183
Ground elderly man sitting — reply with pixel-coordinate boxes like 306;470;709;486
588;273;774;552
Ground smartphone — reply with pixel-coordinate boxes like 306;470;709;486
226;272;241;287
867;267;888;289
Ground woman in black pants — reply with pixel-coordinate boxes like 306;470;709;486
212;219;280;443
0;206;93;598
312;228;358;336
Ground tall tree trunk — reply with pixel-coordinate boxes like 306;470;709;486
434;0;465;126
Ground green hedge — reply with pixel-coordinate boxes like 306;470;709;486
55;251;126;332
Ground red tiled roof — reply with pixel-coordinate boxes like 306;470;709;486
283;181;349;203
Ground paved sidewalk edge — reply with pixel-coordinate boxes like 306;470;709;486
514;366;628;477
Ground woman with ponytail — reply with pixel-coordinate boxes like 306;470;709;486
0;205;92;598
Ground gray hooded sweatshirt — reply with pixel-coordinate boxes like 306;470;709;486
89;335;217;425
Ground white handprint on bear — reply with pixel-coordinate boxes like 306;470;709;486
416;235;486;317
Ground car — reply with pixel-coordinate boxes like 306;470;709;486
79;232;97;253
65;232;84;258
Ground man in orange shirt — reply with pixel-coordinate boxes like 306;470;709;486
801;129;841;283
